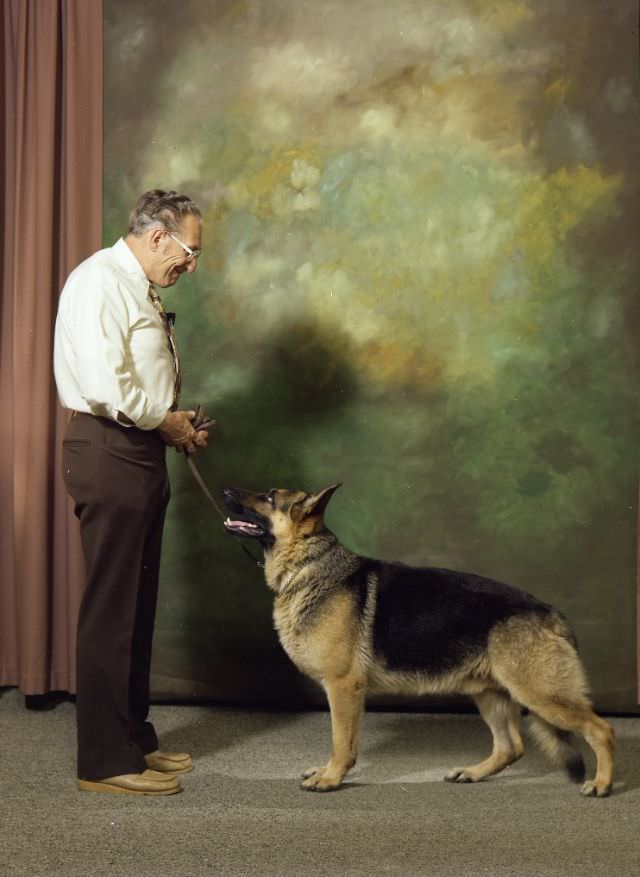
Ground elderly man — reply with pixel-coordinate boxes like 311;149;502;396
54;190;209;795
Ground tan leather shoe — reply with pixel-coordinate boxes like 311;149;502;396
145;749;193;774
77;769;181;796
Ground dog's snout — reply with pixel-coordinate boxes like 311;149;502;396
222;488;238;511
222;487;249;513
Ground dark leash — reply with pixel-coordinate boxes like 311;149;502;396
186;404;264;569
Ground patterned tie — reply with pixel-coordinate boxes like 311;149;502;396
148;284;182;409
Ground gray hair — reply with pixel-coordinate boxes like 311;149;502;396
128;189;202;236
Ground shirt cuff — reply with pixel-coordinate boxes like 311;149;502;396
113;403;168;431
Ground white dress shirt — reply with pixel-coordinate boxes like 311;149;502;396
54;238;175;430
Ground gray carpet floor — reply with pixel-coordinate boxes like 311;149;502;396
1;686;640;877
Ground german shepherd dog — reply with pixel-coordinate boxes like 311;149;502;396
223;483;614;797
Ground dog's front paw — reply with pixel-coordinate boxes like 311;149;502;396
301;766;343;792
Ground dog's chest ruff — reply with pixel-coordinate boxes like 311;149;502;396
272;592;312;667
271;563;365;681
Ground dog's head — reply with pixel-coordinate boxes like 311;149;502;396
222;484;342;548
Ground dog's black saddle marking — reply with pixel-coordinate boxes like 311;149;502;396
369;562;552;675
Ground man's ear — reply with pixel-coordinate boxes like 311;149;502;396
148;226;165;252
300;483;342;519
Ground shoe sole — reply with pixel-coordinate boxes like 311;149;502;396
77;779;181;796
145;762;193;774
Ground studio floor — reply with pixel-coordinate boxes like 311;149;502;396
1;686;640;877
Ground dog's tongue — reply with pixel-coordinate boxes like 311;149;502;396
224;518;261;534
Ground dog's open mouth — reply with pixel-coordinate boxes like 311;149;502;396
223;516;265;538
222;488;269;540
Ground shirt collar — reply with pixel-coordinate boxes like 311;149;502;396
112;237;149;286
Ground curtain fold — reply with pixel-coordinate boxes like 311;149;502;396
1;0;103;694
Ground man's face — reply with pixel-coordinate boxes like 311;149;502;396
148;214;202;288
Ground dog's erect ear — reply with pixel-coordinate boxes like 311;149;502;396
299;483;342;519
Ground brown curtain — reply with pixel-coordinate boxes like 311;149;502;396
1;1;103;694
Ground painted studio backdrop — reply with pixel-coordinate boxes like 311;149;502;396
104;1;639;711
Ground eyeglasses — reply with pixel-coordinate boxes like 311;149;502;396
167;231;202;261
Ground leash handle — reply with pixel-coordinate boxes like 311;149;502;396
193;402;215;432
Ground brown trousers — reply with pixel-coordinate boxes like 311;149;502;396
62;413;170;780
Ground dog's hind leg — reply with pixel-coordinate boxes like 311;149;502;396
445;689;524;784
521;698;614;797
302;675;366;792
491;622;615;797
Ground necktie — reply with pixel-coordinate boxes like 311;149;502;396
148;284;181;409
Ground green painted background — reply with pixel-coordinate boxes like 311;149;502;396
105;0;640;711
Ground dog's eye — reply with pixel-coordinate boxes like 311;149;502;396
264;491;276;505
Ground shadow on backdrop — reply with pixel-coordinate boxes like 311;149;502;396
153;318;358;707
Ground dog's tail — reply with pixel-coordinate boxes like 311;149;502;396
527;715;585;783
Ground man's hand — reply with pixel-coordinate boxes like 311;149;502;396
157;410;209;454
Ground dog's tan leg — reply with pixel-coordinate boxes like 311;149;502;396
525;699;614;798
492;626;615;797
580;713;615;798
302;675;365;792
446;689;524;784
